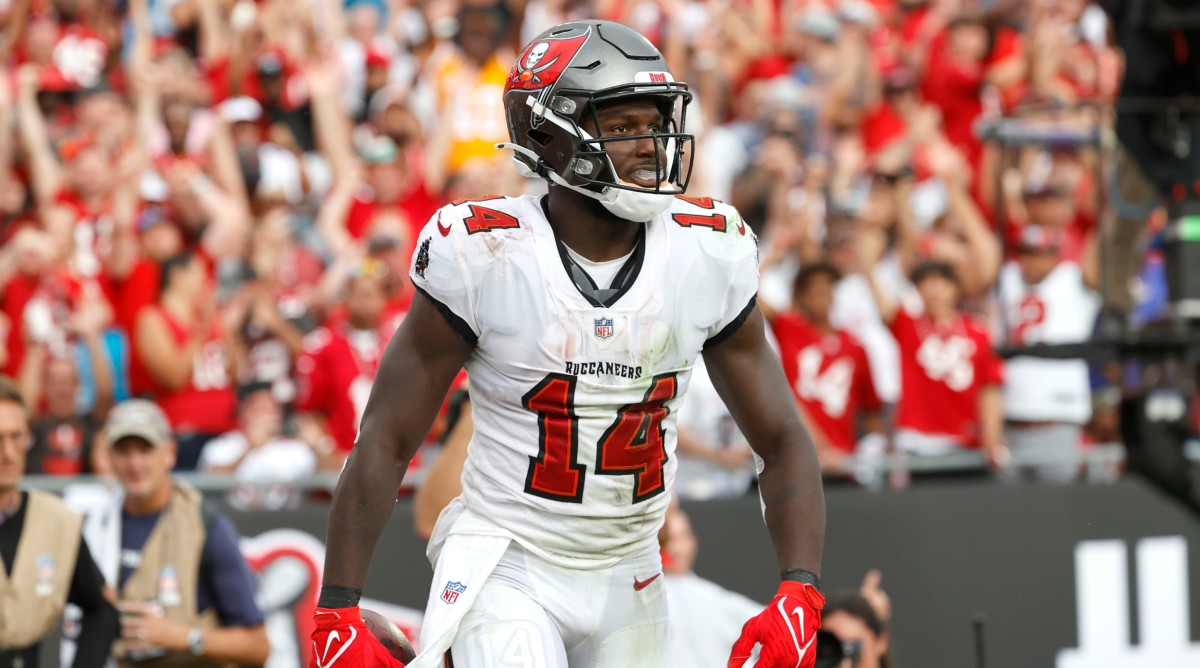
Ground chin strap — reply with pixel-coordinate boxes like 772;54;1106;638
496;93;676;222
496;141;672;222
495;142;617;204
497;94;626;204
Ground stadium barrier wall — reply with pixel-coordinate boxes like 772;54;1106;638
36;476;1200;667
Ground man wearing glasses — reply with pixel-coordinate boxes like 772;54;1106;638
0;375;117;668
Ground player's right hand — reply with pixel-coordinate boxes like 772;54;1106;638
311;607;405;668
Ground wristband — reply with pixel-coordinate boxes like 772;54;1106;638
317;585;363;609
781;568;823;593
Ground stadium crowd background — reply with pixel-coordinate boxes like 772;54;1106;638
0;0;1151;499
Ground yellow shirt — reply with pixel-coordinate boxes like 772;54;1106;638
434;51;513;173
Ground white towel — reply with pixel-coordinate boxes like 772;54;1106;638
406;500;512;668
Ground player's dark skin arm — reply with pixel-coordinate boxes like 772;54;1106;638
322;292;474;591
703;305;825;575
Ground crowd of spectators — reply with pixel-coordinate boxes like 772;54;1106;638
0;0;1154;498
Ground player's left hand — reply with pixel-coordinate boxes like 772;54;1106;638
728;581;825;668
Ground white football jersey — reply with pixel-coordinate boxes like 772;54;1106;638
410;194;758;563
999;260;1100;423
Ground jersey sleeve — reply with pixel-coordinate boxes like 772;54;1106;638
975;326;1005;387
293;329;331;412
853;340;883;411
703;205;760;347
888;305;916;344
409;208;480;345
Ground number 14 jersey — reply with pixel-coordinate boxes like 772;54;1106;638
410;195;758;563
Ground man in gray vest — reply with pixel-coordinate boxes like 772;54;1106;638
85;399;268;667
0;376;117;668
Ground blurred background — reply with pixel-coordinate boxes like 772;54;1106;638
6;0;1200;666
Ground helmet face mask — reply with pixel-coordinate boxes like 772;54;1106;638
560;85;694;196
500;21;696;214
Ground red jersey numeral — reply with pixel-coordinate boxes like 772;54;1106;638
672;212;727;232
192;341;230;390
595;373;676;502
451;195;503;206
674;195;715;209
522;372;678;504
464;205;520;234
1011;295;1046;345
523;374;585;502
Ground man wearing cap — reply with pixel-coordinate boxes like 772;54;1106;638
307;48;443;269
80;399;268;666
999;224;1100;481
14;64;118;295
222;96;306;206
0;375;118;668
294;261;394;460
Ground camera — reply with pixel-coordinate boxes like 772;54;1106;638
814;629;862;668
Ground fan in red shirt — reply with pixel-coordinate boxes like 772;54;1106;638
308;59;443;276
13;63;128;294
235;206;325;404
1;227;87;377
861;67;919;162
340;136;440;266
920;15;1025;166
294;259;394;463
769;263;884;477
14;8;109;91
133;252;238;470
115;207;205;398
863;245;1006;469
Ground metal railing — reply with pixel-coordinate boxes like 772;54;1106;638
18;443;1143;497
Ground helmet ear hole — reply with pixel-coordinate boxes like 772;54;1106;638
528;128;553;146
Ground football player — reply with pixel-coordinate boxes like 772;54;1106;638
311;21;826;668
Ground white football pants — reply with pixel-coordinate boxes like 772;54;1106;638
446;541;670;667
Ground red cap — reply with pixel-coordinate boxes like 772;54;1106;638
365;49;390;69
39;67;76;92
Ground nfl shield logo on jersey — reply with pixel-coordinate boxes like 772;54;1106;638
441;581;466;604
594;317;614;339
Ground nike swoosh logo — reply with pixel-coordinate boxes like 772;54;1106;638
633;573;661;591
313;626;357;668
790;604;804;634
437;214;453;236
776;599;804;667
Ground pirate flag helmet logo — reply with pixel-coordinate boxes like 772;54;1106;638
507;33;590;91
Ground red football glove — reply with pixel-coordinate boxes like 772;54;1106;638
311;607;406;668
728;581;825;668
